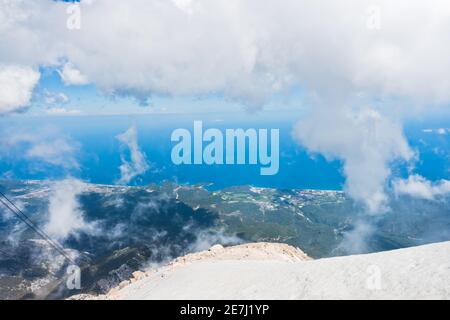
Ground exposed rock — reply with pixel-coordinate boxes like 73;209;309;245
118;280;130;289
132;271;145;281
209;244;224;252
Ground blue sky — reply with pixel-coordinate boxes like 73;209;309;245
32;67;157;115
1;0;450;213
28;66;306;117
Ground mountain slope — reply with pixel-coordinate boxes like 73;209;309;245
72;241;450;300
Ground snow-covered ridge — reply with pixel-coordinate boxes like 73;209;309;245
70;241;450;300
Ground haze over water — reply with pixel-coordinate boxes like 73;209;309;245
1;113;448;191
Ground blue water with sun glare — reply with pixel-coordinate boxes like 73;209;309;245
0;113;448;190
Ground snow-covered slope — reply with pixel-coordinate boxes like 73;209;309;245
72;241;450;300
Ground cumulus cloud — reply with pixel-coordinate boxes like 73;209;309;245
294;106;414;214
58;62;89;86
116;126;150;184
42;89;69;105
1;0;450;212
2;0;450;103
393;175;450;200
0;64;40;113
44;179;99;241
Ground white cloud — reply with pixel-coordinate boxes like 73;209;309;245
188;229;242;253
27;138;78;168
1;0;449;104
43;90;69;105
0;64;40;113
116;126;150;184
1;0;450;212
338;220;375;254
422;128;450;135
44;179;100;241
0;127;80;170
172;0;196;14
46;107;81;115
393;175;450;200
294;106;413;213
58;62;89;86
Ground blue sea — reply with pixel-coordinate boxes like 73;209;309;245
0;112;449;190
